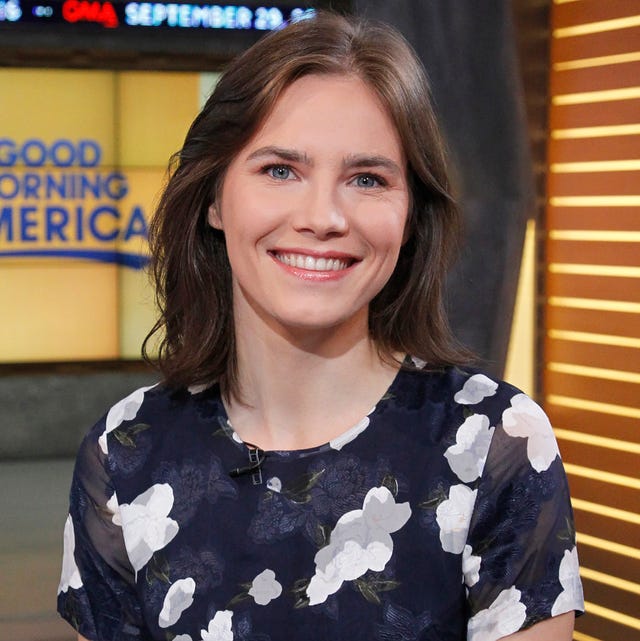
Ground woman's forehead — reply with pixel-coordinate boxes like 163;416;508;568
239;73;406;166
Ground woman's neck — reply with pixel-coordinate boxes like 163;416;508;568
226;308;400;451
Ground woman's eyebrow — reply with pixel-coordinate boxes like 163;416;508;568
245;146;312;165
342;153;403;176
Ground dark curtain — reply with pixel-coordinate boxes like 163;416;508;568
353;0;535;377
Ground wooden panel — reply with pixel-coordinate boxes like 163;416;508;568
547;240;640;266
547;273;640;302
555;0;640;28
552;60;640;95
560;439;640;478
546;306;640;337
548;5;640;639
580;578;640;621
547;206;640;230
548;172;640;197
546;339;640;373
545;404;639;444
573;509;638;549
546;370;640;407
549;135;640;162
566;475;639;513
575;612;638;641
550;98;640;128
553;25;640;62
577;544;640;586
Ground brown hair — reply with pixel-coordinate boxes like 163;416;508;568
143;10;470;395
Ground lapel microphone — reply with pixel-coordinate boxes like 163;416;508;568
229;443;266;485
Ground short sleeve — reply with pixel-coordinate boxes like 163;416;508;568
464;392;584;641
57;418;148;641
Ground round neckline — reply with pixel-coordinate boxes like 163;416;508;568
215;363;405;460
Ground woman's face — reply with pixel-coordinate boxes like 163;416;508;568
209;73;409;338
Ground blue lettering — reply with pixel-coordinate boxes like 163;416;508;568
22;139;46;167
50;140;75;167
209;4;223;27
178;3;190;26
166;2;178;25
151;2;166;24
79;174;101;199
0;139;103;168
0;173;19;198
46;173;67;198
104;172;128;199
0;207;13;241
46;206;70;241
78;140;101;167
0;139;17;167
124;1;139;24
89;206;119;242
140;1;152;24
123;206;148;241
23;173;41;198
75;206;84;241
236;6;251;28
20;207;38;241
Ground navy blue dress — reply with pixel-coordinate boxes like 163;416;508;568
57;364;583;641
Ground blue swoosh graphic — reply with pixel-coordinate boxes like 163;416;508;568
0;249;150;269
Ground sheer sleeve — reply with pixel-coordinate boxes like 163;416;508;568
464;391;584;641
57;417;148;641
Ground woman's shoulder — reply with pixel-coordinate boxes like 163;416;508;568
398;360;531;416
78;381;225;459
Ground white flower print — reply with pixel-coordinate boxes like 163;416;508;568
106;491;123;526
502;394;560;472
119;483;179;572
158;577;196;628
188;383;209;395
435;484;477;554
467;586;527;641
58;514;83;593
266;477;282;493
201;610;233;641
330;415;371;451
454;374;498;405
174;636;193;641
410;355;427;369
552;546;584;616
462;544;481;588
444;414;495;483
248;569;282;605
99;385;155;454
306;486;411;606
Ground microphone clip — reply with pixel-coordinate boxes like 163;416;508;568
229;445;266;485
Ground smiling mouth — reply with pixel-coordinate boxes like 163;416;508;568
271;252;355;272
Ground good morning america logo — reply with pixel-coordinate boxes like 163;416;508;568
0;139;150;269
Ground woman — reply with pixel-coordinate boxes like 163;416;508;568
58;11;584;641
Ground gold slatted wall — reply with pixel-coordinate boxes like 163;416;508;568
546;1;640;640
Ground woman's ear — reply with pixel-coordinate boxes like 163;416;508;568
208;203;223;230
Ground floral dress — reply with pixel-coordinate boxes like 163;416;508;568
57;364;584;641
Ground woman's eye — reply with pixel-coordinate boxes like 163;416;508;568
266;165;292;180
354;174;383;188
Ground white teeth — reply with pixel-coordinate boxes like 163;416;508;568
274;252;350;271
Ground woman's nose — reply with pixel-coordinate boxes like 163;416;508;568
291;182;349;239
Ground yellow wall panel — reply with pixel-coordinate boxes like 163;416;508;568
0;262;118;361
116;72;201;167
0;69;117;165
115;168;165;358
0;69;208;363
